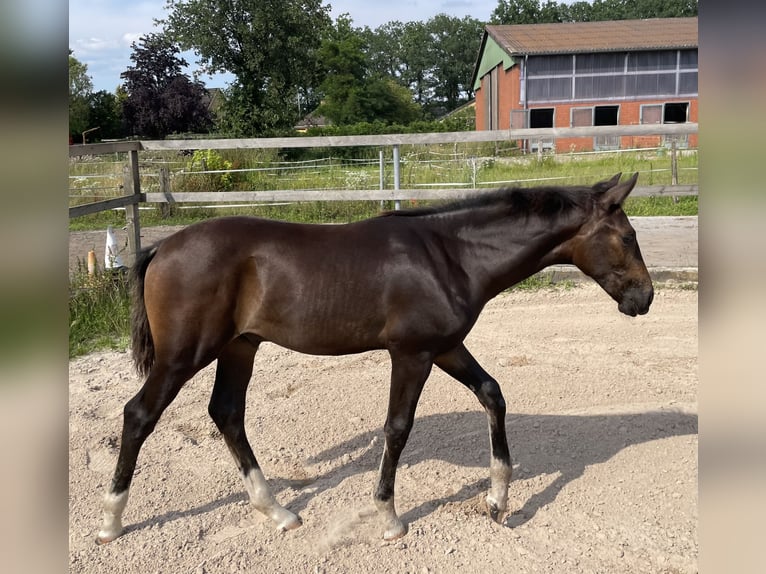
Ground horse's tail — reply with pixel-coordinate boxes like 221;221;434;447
130;244;160;378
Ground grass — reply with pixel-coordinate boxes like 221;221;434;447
69;147;698;231
69;262;131;358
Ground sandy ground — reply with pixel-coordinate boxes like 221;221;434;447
68;281;698;574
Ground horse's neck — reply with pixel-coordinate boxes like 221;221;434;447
441;207;585;300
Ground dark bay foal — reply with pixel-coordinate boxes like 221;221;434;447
97;173;653;543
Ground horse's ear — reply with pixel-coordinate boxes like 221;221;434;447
592;172;622;193
598;172;639;209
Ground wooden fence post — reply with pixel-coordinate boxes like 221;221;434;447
159;167;175;218
122;149;142;265
379;150;386;210
670;139;678;186
393;144;401;210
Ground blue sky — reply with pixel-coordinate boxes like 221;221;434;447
69;0;503;93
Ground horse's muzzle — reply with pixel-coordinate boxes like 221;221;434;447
618;285;654;317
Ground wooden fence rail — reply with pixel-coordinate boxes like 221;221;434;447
69;124;698;264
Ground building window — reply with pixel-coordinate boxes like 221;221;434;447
525;49;697;103
641;102;690;148
571;106;593;127
640;104;663;125
664;102;689;123
524;108;555;152
593;105;619;150
640;102;689;124
594;105;619;126
529;108;554;128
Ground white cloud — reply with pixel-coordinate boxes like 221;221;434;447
122;33;143;46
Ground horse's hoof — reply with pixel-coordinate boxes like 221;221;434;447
95;530;121;545
383;521;407;541
486;498;506;524
276;513;302;532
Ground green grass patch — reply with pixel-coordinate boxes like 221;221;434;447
69;264;131;358
510;272;577;291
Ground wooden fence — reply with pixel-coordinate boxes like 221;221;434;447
69;123;698;264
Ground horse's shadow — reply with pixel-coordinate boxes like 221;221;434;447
295;408;697;527
125;406;696;537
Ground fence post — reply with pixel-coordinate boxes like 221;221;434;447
670;139;678;185
379;150;386;210
393;144;401;210
159;167;175;218
123;149;142;265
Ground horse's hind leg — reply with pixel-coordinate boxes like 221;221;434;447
96;362;197;543
208;337;301;532
435;344;512;523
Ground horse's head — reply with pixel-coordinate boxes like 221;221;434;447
569;173;654;317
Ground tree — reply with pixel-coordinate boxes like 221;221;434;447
121;33;211;138
364;16;483;119
427;15;484;115
317;15;421;125
69;50;93;139
88;90;125;140
490;0;543;24
160;0;332;136
490;0;697;24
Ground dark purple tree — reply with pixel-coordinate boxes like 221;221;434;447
121;33;211;138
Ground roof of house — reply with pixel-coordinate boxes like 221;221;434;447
485;17;698;56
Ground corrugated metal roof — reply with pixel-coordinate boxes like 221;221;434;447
486;17;697;55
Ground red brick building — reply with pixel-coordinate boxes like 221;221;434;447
472;18;698;152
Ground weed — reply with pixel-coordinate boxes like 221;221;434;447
69;261;131;358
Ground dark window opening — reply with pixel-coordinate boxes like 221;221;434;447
594;105;619;126
664;102;688;123
529;108;554;128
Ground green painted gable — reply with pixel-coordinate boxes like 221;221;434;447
473;35;516;91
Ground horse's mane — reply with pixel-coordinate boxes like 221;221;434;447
379;185;593;219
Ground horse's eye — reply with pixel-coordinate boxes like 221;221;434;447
622;233;635;246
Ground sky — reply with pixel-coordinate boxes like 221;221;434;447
69;0;503;93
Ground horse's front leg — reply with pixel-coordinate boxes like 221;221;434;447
374;350;433;540
435;344;512;523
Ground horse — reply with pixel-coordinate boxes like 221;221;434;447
96;172;653;544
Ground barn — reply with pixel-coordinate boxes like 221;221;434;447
471;17;698;152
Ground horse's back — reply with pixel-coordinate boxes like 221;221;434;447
142;216;475;357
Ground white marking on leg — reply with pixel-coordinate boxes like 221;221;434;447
242;469;301;531
374;496;407;540
487;456;512;520
97;489;129;543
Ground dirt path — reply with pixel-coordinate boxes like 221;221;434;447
68;284;697;574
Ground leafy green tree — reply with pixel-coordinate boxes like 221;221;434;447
399;21;436;109
490;0;543;24
427;14;484;115
317;16;421;125
160;0;332;136
88;90;125;140
364;16;482;118
69;50;93;139
491;0;697;24
587;0;697;20
121;33;211;138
